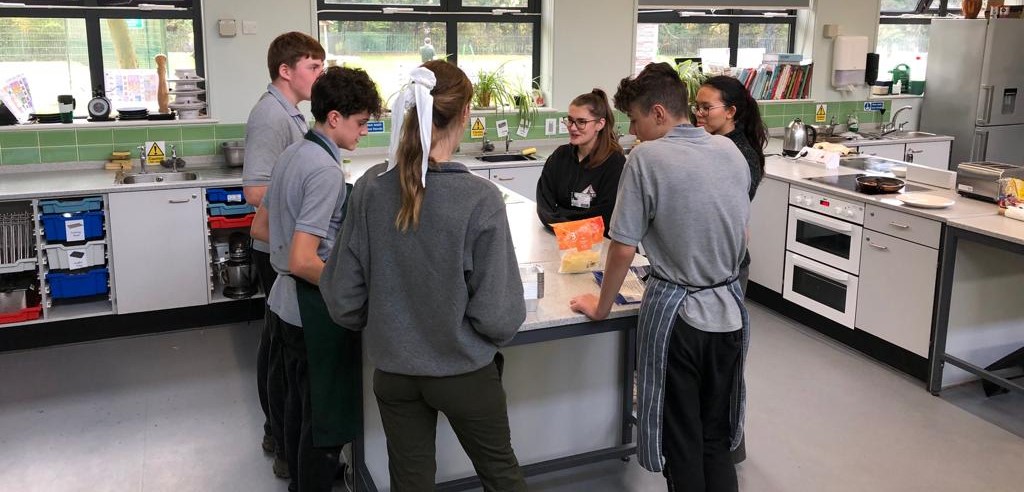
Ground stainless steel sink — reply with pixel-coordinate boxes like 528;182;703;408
475;154;536;163
882;131;937;139
120;172;199;184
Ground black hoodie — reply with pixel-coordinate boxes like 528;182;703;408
535;143;626;232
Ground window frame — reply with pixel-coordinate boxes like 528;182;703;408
636;9;797;69
316;0;542;84
880;0;962;18
0;0;204;100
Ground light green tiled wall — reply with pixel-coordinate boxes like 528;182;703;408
2;101;893;165
760;100;893;129
0;123;247;165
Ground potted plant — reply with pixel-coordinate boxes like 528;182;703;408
676;59;708;119
473;65;514;110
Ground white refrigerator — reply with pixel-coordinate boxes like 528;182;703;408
921;18;1024;169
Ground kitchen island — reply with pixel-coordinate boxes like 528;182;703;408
749;154;1024;394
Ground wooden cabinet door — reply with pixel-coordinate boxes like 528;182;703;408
748;178;790;293
904;141;951;170
489;165;542;201
856;231;939;357
108;188;209;314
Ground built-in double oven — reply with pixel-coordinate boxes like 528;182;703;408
783;186;865;328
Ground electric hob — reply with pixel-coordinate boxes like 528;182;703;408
805;173;930;195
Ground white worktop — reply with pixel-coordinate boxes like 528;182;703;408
947;214;1024;247
764;155;999;222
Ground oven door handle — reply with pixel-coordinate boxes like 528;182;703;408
791;207;854;233
790;253;851;282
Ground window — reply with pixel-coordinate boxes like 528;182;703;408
635;9;796;73
0;1;202;117
877;0;963;83
317;0;540;102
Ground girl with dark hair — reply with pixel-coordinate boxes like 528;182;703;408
321;60;527;491
536;88;626;232
696;75;769;200
696;75;769;296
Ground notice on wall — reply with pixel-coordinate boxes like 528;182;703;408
545;118;557;136
634;24;659;75
517;121;531;138
145;141;165;166
815;104;828;123
367;121;384;133
65;219;85;242
495;119;509;138
470;117;486;139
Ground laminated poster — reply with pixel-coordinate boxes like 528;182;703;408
0;73;36;123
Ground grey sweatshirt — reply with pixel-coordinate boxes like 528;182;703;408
321;162;525;377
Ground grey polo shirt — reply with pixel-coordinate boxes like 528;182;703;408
243;84;309;253
609;124;750;333
265;130;345;328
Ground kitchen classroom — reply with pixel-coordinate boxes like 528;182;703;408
1;1;1023;491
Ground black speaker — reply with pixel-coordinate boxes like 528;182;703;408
865;53;880;84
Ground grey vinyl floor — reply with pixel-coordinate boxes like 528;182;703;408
1;302;1022;492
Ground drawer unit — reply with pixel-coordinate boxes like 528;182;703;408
207;203;256;216
209;213;255;229
206;188;246;204
43;241;107;270
38;197;104;214
0;305;42;324
863;204;941;248
46;267;110;299
40;211;105;242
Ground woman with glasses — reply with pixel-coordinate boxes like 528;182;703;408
536;89;626;233
695;76;768;291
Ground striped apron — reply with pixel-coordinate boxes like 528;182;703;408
635;275;750;473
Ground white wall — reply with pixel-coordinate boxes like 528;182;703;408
202;0;316;123
807;0;882;102
541;0;637;111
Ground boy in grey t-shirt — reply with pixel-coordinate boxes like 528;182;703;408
250;66;382;492
241;32;325;477
571;63;749;491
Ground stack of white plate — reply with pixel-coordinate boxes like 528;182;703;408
168;69;207;120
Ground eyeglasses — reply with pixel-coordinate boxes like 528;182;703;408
562;117;599;129
690;104;727;116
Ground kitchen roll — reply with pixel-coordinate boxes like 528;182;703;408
832;35;868;88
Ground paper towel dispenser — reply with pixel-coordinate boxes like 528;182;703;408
832;35;868;89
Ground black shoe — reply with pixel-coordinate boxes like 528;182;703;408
261;433;275;454
273;456;291;479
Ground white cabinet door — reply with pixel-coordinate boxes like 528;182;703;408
108;188;209;314
904;141;951;170
489;165;542;201
856;231;938;357
858;143;905;160
748;178;789;293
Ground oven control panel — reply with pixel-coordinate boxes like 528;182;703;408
789;186;865;224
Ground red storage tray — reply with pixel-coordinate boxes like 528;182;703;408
209;213;255;229
0;305;42;324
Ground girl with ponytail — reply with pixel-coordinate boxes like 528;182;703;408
695;75;768;200
321;60;528;490
536;88;626;233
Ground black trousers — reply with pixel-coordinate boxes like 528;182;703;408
253;249;286;462
662;315;742;492
279;320;343;492
373;359;527;492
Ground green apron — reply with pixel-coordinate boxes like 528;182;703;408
296;130;361;448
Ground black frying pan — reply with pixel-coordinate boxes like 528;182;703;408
856;176;905;194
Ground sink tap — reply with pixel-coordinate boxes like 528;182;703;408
166;144;181;172
481;135;495;153
881;105;913;136
137;145;148;174
504;132;512;154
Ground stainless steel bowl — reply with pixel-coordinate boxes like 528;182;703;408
222;141;245;167
0;289;27;312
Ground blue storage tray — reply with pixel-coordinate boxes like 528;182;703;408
40;211;105;242
47;267;109;299
39;197;103;214
208;202;255;216
206;188;246;204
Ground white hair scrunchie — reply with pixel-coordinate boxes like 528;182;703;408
380;66;436;188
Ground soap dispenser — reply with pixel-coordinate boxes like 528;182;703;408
847;113;859;133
